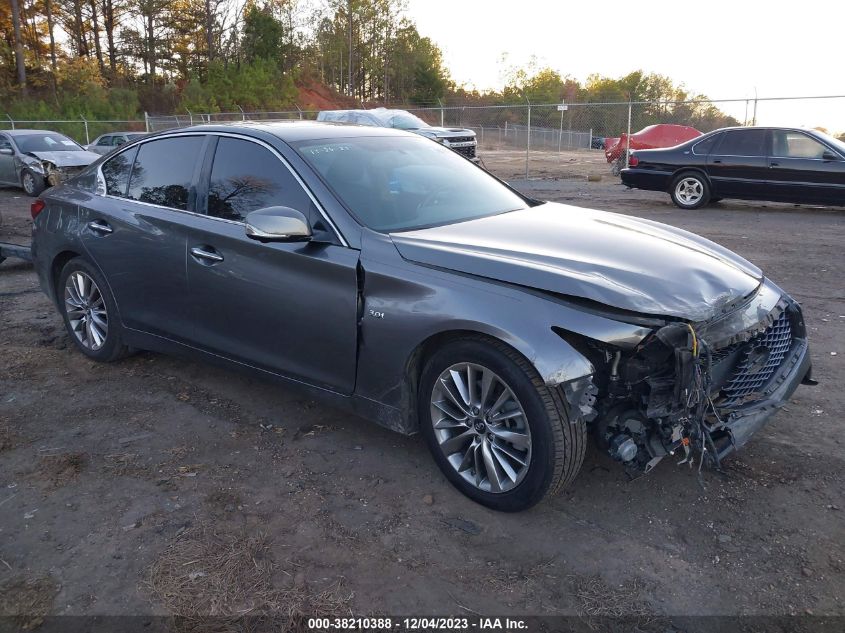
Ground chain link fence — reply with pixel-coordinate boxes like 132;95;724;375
4;96;843;178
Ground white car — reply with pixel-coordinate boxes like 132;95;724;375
85;132;147;155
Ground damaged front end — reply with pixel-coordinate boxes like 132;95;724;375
574;280;813;477
39;160;85;186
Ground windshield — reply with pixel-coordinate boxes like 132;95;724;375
382;111;430;130
15;133;83;153
294;135;529;232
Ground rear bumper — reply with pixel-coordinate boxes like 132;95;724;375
712;337;812;461
620;168;672;191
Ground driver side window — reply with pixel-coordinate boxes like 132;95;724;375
772;131;829;159
205;137;315;222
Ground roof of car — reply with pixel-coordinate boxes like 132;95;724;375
162;120;414;142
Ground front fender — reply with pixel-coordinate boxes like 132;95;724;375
353;232;649;433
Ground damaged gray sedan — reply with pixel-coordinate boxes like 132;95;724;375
30;123;814;511
0;129;100;196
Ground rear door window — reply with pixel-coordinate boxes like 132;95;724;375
714;129;768;157
126;136;205;210
205;137;314;222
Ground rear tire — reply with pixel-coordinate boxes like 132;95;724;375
21;169;46;197
419;336;586;511
670;171;710;209
57;257;132;362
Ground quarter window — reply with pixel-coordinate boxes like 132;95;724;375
126;136;205;210
206;137;313;222
772;131;829;159
692;133;720;155
101;147;138;196
714;129;767;156
96;136;112;146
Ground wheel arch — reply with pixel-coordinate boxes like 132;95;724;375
398;325;594;435
668;166;711;191
50;250;82;303
400;329;533;435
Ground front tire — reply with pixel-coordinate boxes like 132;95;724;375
670;171;710;209
419;337;586;511
21;169;46;197
57;257;131;362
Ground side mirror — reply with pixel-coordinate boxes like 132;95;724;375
0;147;13;156
245;206;312;242
822;150;839;161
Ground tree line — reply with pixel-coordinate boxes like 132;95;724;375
2;0;748;137
1;0;451;118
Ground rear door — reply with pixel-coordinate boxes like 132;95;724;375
706;129;770;198
768;130;845;205
79;135;208;342
184;134;359;393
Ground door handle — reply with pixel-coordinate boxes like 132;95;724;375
190;246;224;263
712;159;722;164
88;220;113;235
770;162;780;168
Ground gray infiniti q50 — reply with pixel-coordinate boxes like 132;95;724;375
30;122;814;511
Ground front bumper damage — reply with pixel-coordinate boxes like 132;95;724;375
569;279;814;476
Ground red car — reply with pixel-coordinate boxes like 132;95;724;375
605;124;702;164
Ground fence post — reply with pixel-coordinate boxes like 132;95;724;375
438;98;444;127
525;98;531;179
236;104;245;121
589;128;593;150
625;101;632;169
6;114;14;130
144;111;150;133
81;115;89;144
558;106;564;153
187;110;193;125
295;105;303;121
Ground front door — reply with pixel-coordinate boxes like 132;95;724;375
706;128;770;198
768;130;845;206
185;135;359;394
79;135;208;342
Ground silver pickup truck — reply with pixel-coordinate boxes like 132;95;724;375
317;108;479;162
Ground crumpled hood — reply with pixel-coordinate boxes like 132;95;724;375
27;150;100;167
390;203;763;321
415;126;476;139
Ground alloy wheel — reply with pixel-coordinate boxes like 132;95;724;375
64;271;108;350
22;172;35;195
430;362;531;493
675;177;704;206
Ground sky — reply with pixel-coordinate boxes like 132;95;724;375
405;0;845;133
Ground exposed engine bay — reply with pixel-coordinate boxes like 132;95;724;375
37;159;85;186
570;288;813;480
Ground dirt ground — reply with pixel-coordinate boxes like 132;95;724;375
1;151;844;630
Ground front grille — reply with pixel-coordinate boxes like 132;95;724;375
448;136;475;144
719;311;793;406
451;145;476;159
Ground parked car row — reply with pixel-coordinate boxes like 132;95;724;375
30;121;813;510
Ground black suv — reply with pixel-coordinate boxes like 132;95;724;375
621;127;845;209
